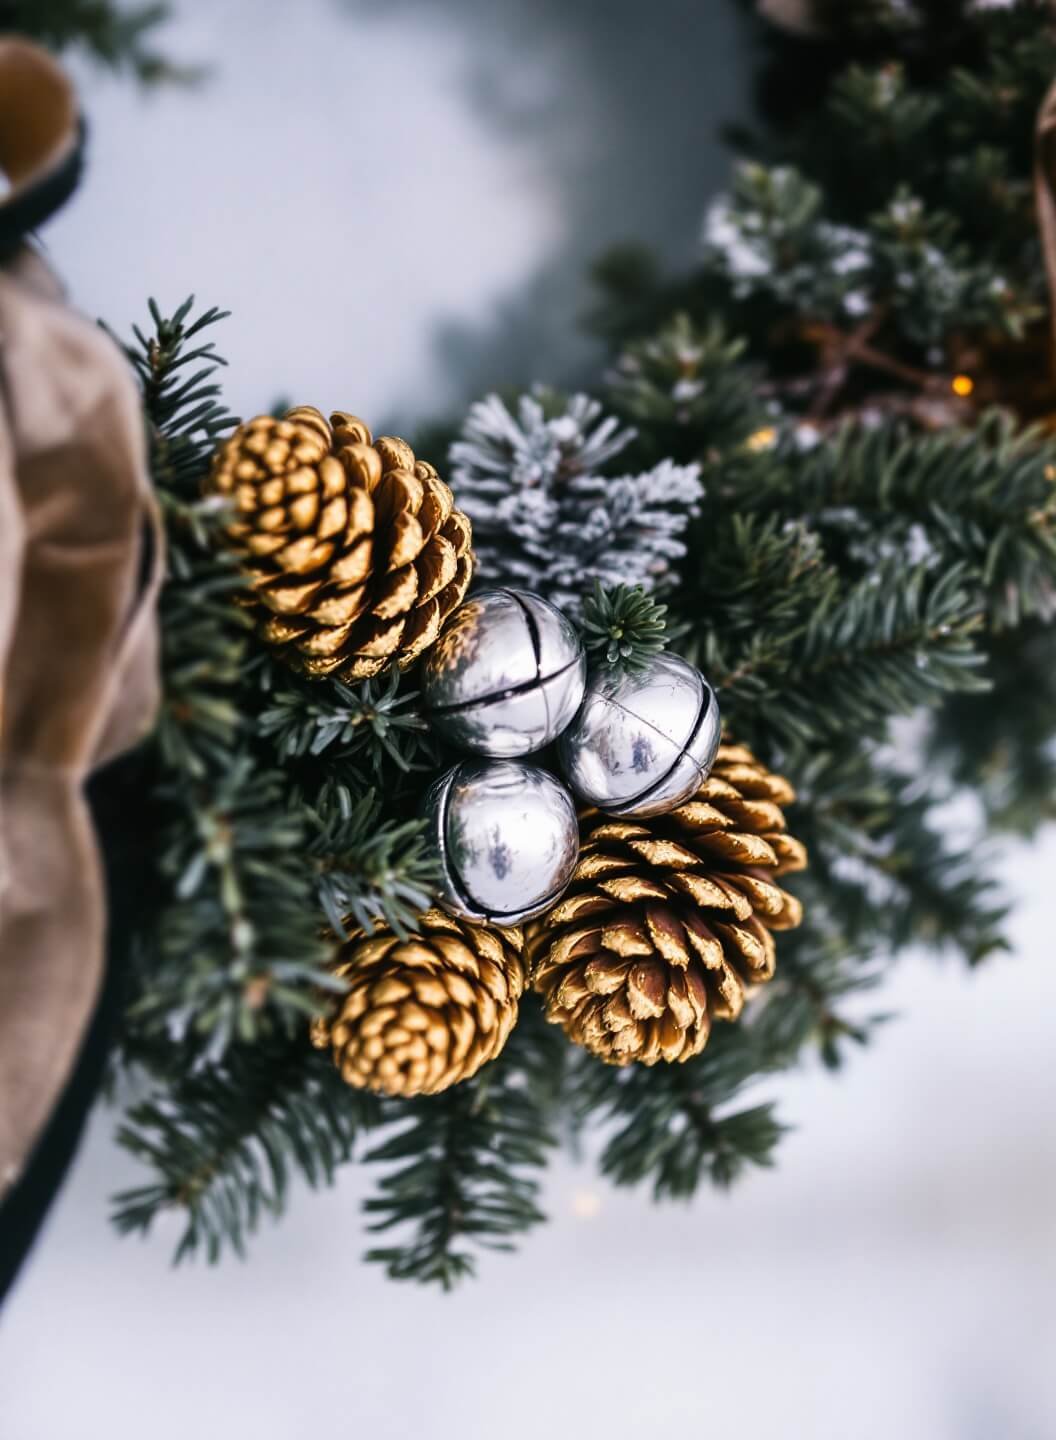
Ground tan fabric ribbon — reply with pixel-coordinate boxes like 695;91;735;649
1035;74;1056;361
0;42;163;1196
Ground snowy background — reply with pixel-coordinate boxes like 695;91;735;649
2;3;1054;1437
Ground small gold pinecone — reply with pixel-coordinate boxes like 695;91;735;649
208;406;473;680
311;910;526;1097
529;744;807;1066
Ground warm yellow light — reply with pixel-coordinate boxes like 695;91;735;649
951;374;975;398
746;425;778;452
571;1188;602;1219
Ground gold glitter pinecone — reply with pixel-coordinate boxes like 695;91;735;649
208;406;473;680
311;910;527;1097
529;744;807;1066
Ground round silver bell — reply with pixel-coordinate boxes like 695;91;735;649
558;652;721;818
422;760;580;926
421;588;586;757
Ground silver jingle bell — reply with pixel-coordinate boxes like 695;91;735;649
422;759;580;926
421;588;586;757
558;652;721;818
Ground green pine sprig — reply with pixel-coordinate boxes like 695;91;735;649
363;1001;564;1288
257;669;439;779
305;783;440;940
113;1041;380;1262
579;581;671;672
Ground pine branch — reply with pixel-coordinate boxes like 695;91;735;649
127;759;340;1057
765;417;1056;628
576;1025;788;1200
304;783;440;940
606;313;766;462
257;668;440;780
109;298;244;778
928;621;1056;837
113;1042;379;1262
577;919;892;1197
152;548;250;780
748;927;890;1073
790;745;1011;967
703;160;872;322
711;559;989;746
679;510;836;674
362;1002;563;1287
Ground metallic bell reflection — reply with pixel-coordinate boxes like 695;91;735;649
421;588;586;757
558;652;721;818
422;760;580;925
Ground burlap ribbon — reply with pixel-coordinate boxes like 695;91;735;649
0;40;162;1196
1036;75;1056;362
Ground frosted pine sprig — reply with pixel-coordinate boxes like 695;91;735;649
450;389;703;615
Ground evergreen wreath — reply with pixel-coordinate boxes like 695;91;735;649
21;0;1056;1286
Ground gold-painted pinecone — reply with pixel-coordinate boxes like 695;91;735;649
208;406;473;680
311;910;526;1097
529;744;807;1066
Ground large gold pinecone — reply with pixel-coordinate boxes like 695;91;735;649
529;744;807;1066
208;406;473;680
311;910;526;1097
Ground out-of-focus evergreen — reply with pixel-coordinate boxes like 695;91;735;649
43;0;1056;1283
589;0;1056;838
0;0;194;84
